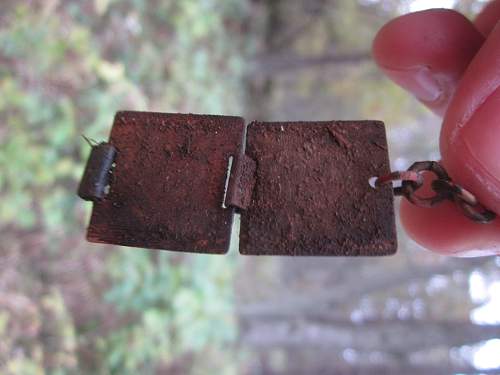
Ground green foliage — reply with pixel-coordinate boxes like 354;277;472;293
102;251;236;374
0;0;247;231
0;0;246;374
0;289;77;375
2;0;454;373
0;4;116;231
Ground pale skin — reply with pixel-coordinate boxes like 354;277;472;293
372;1;500;256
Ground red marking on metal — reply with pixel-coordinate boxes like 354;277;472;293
327;126;351;149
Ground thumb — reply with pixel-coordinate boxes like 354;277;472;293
372;9;484;117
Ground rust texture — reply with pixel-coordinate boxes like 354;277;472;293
225;154;257;210
77;143;116;201
87;111;245;254
239;121;397;256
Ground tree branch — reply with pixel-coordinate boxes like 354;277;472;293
241;319;500;353
238;258;492;319
251;51;372;77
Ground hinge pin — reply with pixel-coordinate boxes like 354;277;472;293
78;142;117;201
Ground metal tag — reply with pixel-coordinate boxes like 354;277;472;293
80;113;397;256
86;111;245;254
239;121;397;256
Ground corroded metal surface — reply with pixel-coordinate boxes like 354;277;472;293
225;154;257;210
81;112;398;256
239;121;397;256
86;111;245;254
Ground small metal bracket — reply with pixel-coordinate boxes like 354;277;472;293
224;154;257;210
77;143;116;201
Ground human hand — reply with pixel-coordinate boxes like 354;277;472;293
372;1;500;257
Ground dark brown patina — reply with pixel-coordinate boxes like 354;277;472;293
81;112;397;256
86;111;245;254
239;121;396;256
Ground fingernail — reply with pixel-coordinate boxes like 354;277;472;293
382;66;443;102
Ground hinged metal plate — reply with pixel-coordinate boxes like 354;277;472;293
86;111;245;254
239;121;397;256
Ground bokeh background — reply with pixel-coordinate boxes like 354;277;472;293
1;0;500;374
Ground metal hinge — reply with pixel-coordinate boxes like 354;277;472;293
224;154;257;210
78;142;116;201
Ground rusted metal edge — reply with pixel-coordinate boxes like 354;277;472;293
224;153;257;210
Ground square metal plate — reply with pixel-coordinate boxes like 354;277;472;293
239;121;397;256
87;111;245;254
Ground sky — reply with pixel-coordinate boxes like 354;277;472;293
407;0;457;11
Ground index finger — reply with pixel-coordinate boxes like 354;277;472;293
475;0;500;36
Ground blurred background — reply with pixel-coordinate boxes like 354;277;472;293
1;0;500;374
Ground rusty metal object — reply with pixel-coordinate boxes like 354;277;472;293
80;112;398;256
77;142;116;201
397;161;450;207
224;154;257;210
376;161;496;224
86;111;245;254
239;121;397;256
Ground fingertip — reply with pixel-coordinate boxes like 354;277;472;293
373;9;474;67
373;9;484;116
